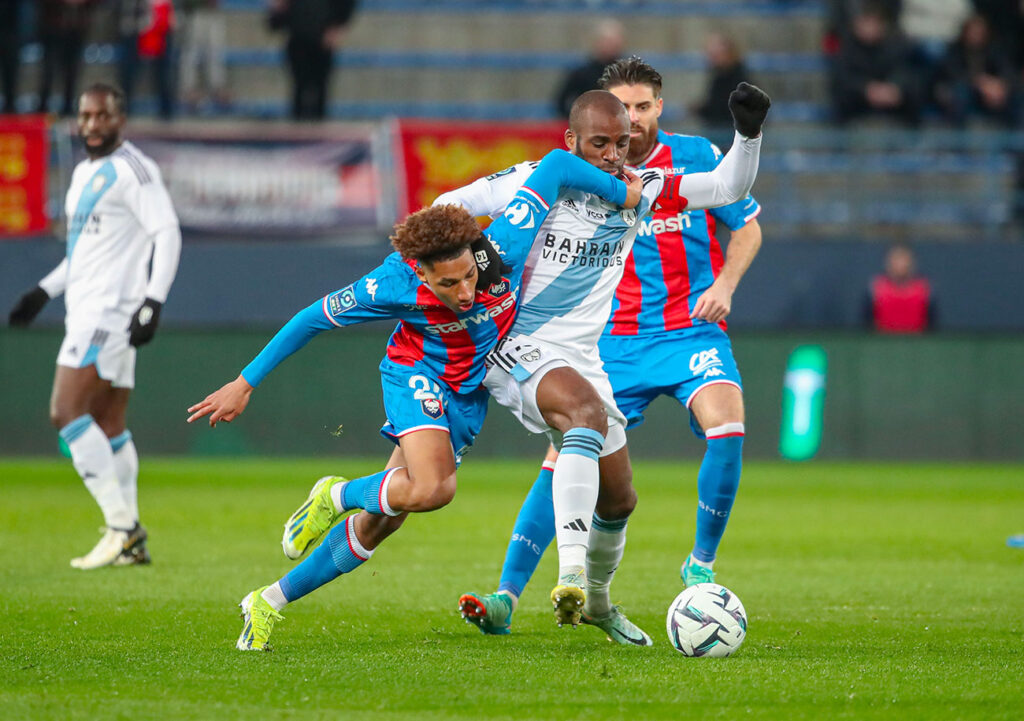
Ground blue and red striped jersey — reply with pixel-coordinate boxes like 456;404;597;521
239;150;628;395
606;130;761;336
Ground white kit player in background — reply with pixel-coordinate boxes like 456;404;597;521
8;83;181;570
437;85;769;631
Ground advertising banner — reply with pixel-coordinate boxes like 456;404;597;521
396;120;566;217
0;115;50;237
130;123;392;238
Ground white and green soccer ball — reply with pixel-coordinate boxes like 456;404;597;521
666;583;747;657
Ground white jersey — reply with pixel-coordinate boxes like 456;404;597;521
434;132;760;354
56;140;179;331
437;162;663;352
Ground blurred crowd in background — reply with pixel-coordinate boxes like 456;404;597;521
1;0;1021;129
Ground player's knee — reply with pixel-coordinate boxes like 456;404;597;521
569;398;608;436
403;470;457;511
597;484;637;521
49;404;78;430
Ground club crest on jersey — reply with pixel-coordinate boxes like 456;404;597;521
690;348;726;378
328;285;357;315
487;279;510;297
620;208;637;225
92;175;106;192
421;398;443;419
505;201;535;229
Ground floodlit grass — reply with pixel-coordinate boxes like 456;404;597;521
1;458;1022;720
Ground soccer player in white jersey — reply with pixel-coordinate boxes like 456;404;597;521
8;83;181;569
436;85;769;633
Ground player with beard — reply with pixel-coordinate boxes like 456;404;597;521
457;58;765;643
438;82;768;641
7;82;181;569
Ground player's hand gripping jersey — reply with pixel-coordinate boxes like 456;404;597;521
239;150;630;395
608;130;761;336
40;141;180;332
435;131;761;354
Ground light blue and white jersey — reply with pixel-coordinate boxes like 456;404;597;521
58;141;179;330
437;162;664;352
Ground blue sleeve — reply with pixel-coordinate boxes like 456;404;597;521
523;149;627;208
241;262;402;387
485;150;628;268
241;301;334;388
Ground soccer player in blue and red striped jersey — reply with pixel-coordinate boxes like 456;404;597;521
185;147;641;650
460;57;763;640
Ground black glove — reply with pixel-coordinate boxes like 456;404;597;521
729;82;771;138
471;234;510;291
128;297;162;347
9;285;50;327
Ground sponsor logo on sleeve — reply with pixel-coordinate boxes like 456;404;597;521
328;285;357;316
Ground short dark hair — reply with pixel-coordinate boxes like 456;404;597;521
568;89;628;133
599;56;663;98
390;204;481;266
81;82;126;114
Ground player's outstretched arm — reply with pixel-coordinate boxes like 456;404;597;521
660;83;770;213
527;149;632;208
187;374;254;427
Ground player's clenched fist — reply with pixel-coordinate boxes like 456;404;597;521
728;82;771;139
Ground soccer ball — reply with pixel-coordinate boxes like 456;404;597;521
666;583;747;657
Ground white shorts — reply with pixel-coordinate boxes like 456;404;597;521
484;333;627;457
57;325;136;389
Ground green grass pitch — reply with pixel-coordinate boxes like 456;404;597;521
2;457;1022;720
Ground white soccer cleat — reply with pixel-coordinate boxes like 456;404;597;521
70;527;130;570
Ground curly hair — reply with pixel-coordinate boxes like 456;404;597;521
599;56;663;98
390;204;481;265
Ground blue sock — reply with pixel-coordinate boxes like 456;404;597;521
278;517;372;603
692;430;744;563
340;468;398;515
498;462;556;599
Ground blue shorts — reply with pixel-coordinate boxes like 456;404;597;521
598;324;743;438
378;364;488;466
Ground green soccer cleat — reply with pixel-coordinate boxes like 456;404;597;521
282;476;345;560
458;592;513;635
581;605;653;647
681;554;715;587
550;567;587;628
236;586;284;651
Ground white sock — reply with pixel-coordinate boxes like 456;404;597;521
261;583;288;611
553;428;604;578
496;589;519;612
691;556;714;570
585;516;628;618
330;481;346;514
61;415;132;530
111;432;139;524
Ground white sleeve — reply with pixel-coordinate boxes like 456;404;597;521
433;162;535;219
675;131;761;211
122;163;181;302
124;164;180;237
146;225;181;303
38;258;68;298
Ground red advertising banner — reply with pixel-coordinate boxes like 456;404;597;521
0;115;49;236
397;120;567;218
